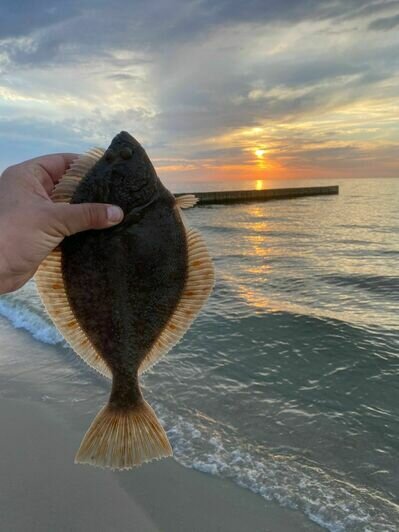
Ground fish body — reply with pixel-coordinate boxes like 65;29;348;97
35;132;214;469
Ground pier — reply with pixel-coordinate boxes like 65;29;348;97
176;185;339;205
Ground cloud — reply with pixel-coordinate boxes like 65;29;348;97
368;12;399;30
0;0;398;179
0;1;394;65
0;2;80;39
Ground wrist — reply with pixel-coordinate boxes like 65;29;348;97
0;235;18;294
0;255;12;295
0;266;26;295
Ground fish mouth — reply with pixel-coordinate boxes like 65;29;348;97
112;131;148;161
117;131;136;144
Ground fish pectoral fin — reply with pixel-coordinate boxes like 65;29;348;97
123;206;146;226
107;206;146;237
111;194;160;236
175;194;199;209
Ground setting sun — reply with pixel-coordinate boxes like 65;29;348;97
255;149;266;158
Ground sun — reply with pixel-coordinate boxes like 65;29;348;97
255;148;266;158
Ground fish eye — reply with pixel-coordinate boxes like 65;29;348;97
105;149;116;162
120;147;133;160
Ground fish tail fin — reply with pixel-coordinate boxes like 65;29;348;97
74;401;172;470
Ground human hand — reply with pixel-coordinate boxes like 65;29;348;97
0;153;124;294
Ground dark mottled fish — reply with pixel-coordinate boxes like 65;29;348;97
35;131;214;470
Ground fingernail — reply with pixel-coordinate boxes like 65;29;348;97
107;205;124;224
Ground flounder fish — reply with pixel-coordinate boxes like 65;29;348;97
35;131;214;470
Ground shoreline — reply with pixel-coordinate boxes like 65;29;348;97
0;396;322;531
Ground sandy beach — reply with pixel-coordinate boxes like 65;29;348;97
0;396;321;531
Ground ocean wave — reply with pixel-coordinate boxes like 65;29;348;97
321;273;399;297
0;298;62;345
197;224;248;235
156;404;399;532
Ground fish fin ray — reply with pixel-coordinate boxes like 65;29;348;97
139;222;215;375
175;194;199;209
35;250;112;379
51;147;105;203
75;400;172;469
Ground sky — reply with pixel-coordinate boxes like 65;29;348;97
0;0;398;184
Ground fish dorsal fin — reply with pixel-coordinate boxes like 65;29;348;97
51;147;105;203
139;216;215;375
35;250;111;378
35;147;112;379
175;194;199;209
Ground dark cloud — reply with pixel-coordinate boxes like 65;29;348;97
106;73;141;82
0;1;394;66
0;2;80;39
368;12;399;30
336;0;399;22
151;53;397;144
190;146;247;163
284;143;399;173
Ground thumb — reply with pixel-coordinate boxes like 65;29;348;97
54;203;124;236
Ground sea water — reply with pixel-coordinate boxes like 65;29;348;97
0;178;398;531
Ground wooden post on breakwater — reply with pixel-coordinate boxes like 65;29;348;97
175;185;339;205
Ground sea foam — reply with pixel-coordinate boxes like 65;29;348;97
158;404;398;532
0;298;62;345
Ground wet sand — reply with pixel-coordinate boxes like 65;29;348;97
0;397;322;531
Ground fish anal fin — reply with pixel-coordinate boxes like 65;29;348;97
35;250;111;379
175;194;199;209
139;221;215;375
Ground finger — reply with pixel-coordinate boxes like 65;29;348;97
53;203;124;236
27;153;78;183
3;153;79;195
30;154;79;192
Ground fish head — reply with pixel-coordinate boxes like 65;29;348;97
97;131;160;212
